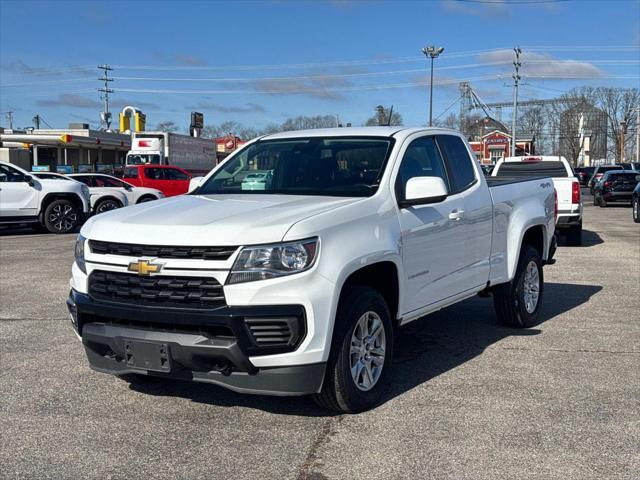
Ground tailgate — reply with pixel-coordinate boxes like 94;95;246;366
552;177;573;208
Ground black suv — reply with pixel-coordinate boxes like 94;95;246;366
589;165;624;195
633;182;640;223
593;170;640;207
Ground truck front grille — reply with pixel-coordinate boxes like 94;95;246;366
89;240;238;261
88;271;226;309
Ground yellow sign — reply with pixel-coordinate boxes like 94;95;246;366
127;260;163;276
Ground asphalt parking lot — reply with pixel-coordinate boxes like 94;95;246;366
1;190;639;480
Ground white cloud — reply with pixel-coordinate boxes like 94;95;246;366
478;49;603;78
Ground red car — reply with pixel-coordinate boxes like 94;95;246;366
123;165;192;197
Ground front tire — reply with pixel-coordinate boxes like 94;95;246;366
313;287;394;413
94;198;121;215
43;199;80;234
493;245;543;328
633;198;639;223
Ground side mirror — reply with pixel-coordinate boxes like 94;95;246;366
400;176;448;208
188;176;204;193
24;175;36;187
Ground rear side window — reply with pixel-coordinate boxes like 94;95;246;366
164;168;190;181
496;161;569;178
123;167;139;179
436;135;476;194
144;168;165;180
73;176;94;187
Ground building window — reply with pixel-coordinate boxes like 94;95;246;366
489;148;504;164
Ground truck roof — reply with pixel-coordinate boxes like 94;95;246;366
259;126;461;141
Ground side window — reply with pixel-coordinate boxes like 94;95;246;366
123;167;139;179
395;136;448;199
145;168;164;180
0;164;27;182
165;168;190;181
436;135;477;194
74;176;94;187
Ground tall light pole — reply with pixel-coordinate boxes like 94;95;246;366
422;46;444;127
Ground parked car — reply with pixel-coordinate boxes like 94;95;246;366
32;172;129;215
0;161;91;233
122;164;192;197
492;155;582;245
574;166;595;186
589;165;624;195
593;170;640;207
632;182;640;223
69;174;164;205
69;127;556;413
620;163;640;171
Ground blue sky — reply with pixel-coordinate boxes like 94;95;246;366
1;0;638;132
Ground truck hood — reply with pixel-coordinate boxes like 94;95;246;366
82;193;360;245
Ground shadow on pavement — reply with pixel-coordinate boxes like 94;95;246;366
557;229;603;247
125;282;603;415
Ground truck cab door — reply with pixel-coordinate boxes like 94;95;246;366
0;164;40;217
142;167;167;195
436;135;493;292
395;135;469;314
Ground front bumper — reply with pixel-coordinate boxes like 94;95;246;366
67;290;325;395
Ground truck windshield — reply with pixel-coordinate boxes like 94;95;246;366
127;154;161;165
197;137;394;197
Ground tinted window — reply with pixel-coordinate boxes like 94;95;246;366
145;168;165;180
396;137;448;198
94;176;124;188
436;135;476;194
72;176;94;187
0;164;27;182
495;161;569;178
164;168;190;181
197;137;393;197
123;167;139;179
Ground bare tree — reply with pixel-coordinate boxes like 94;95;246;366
434;113;459;130
155;121;179;132
593;87;639;160
365;106;403;126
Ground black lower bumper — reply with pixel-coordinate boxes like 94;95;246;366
67;290;325;396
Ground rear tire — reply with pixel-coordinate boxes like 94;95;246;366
94;198;121;215
565;223;582;246
313;286;394;413
633;198;640;223
43;199;80;234
493;245;543;328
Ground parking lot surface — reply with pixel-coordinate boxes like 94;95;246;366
1;192;639;480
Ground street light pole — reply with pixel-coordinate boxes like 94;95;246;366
422;46;444;127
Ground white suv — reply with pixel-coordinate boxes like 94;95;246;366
0;161;91;233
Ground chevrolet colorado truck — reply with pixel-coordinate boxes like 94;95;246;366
68;127;556;413
1;161;91;233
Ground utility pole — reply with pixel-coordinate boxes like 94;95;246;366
33;114;41;129
5;111;14;129
422;46;445;127
511;47;522;158
620;119;627;163
98;64;114;130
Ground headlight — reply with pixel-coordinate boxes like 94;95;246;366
74;234;87;274
227;238;318;284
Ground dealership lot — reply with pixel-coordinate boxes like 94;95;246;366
1;193;638;480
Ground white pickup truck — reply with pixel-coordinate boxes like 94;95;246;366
492;156;583;245
0;161;91;233
68;127;556;413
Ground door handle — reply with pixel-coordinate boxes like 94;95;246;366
449;209;464;221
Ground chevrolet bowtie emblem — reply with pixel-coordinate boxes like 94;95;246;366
128;259;163;276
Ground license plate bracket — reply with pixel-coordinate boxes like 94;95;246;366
124;340;171;372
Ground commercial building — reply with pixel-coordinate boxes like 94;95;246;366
0;124;131;174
